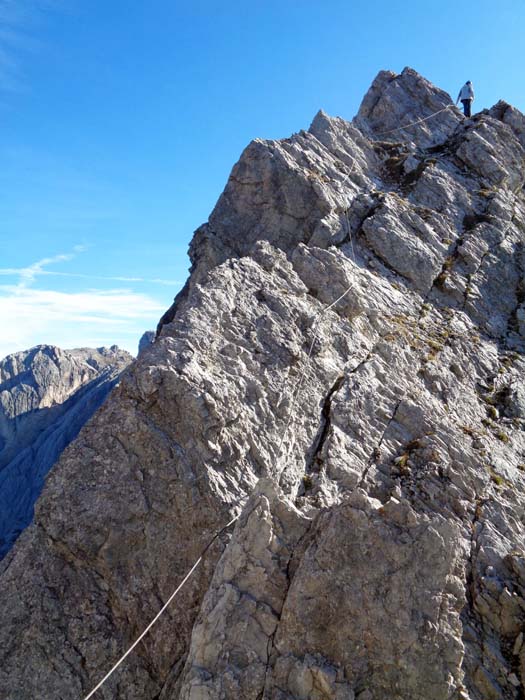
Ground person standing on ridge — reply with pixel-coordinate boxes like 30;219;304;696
456;80;475;117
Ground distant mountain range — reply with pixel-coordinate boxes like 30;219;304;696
0;344;131;557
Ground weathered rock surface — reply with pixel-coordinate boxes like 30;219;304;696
1;67;525;700
356;66;460;147
138;330;155;355
0;345;131;557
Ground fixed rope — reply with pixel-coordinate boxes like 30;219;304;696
82;282;359;700
373;103;455;137
82;514;240;700
81;158;360;700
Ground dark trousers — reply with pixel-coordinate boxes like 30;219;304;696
461;99;472;117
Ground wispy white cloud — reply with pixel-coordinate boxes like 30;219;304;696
0;285;165;359
0;247;172;359
12;250;79;288
0;284;164;320
0;246;180;288
0;266;180;287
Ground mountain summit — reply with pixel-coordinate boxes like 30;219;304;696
1;68;525;700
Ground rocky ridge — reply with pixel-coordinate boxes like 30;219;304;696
0;344;131;558
1;67;525;699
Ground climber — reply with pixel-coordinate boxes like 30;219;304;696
456;80;475;118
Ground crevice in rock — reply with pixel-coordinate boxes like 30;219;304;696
357;399;402;490
153;654;188;700
336;192;383;248
425;240;463;300
421;194;500;310
461;494;495;700
400;156;437;194
462;212;493;231
462;200;518;315
505;242;525;341
304;375;345;477
465;496;488;615
425;138;454;156
257;516;317;700
348;345;378;376
367;251;415;291
379;143;412;184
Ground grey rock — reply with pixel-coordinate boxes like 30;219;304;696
1;67;525;700
360;192;446;292
269;492;465;700
455;118;525;190
489;100;525;149
176;479;312;700
356;66;461;147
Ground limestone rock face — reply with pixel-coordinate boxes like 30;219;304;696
0;345;131;557
1;67;525;700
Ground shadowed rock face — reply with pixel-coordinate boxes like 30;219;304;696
138;330;155;355
1;67;525;700
0;345;131;557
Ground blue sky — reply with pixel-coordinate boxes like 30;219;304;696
1;0;524;358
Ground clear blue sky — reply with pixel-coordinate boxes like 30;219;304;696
1;0;524;358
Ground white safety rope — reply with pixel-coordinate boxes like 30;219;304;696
81;170;359;699
373;103;455;137
82;514;240;700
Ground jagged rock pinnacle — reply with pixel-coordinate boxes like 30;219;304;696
356;66;461;145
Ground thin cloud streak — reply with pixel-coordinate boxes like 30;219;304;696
0;246;180;288
0;285;165;319
15;252;77;288
0;267;180;287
